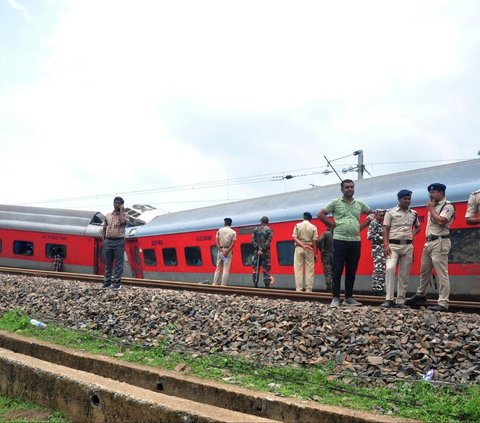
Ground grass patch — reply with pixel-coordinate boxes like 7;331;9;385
1;309;479;422
0;394;70;423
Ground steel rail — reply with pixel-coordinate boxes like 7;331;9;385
0;266;478;312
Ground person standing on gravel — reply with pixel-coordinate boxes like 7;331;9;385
317;228;333;290
381;190;421;309
212;218;237;286
252;216;273;288
317;179;373;308
292;212;318;292
367;209;386;296
102;196;129;290
406;183;455;312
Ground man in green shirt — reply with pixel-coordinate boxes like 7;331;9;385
318;179;373;308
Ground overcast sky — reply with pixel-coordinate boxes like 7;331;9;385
1;0;479;215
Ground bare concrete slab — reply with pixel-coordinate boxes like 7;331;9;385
0;347;279;423
0;331;418;423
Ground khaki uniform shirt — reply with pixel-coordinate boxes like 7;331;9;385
216;226;236;248
465;190;480;218
292;220;318;245
384;206;420;240
426;198;455;237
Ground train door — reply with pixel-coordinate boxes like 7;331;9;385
126;239;144;279
95;239;106;275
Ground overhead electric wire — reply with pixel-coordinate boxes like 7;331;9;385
24;158;474;207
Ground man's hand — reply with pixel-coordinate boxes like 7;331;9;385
383;244;391;258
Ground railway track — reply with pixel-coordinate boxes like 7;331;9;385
1;266;479;313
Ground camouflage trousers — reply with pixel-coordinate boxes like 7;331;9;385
371;244;386;293
252;250;271;286
321;253;333;290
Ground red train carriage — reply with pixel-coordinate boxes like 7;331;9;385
127;159;480;300
0;205;105;274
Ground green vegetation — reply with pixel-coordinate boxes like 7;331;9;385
0;395;70;423
1;309;479;423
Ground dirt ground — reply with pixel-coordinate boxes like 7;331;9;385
2;409;51;422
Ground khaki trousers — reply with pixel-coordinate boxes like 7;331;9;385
385;243;413;304
294;246;315;292
212;251;233;286
416;239;451;308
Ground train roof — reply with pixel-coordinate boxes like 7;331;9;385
0;205;105;236
133;159;480;237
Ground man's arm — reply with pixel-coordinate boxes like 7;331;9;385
252;230;258;249
292;234;313;252
466;194;480;225
226;238;236;255
317;209;335;229
383;225;391;258
427;201;448;226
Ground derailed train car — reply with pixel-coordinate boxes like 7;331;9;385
0;205;106;274
125;159;480;299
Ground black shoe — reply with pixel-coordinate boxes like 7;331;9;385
396;303;410;309
405;295;427;306
380;300;395;308
427;305;448;312
101;283;110;290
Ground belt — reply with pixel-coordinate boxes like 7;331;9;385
426;235;450;242
389;239;413;245
106;237;124;240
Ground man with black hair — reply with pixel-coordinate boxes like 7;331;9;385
252;216;273;287
318;179;373;308
406;183;455;312
381;190;421;308
292;212;318;292
102;196;129;290
212;218;237;286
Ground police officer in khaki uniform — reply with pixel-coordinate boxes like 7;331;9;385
381;189;421;308
212;218;237;286
406;183;455;312
292;212;318;292
465;189;480;225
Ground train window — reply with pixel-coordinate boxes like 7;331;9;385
277;241;295;266
13;241;34;256
241;243;255;266
134;247;141;265
143;249;157;266
45;244;67;259
0;239;2;253
449;228;480;263
185;246;202;266
210;246;218;265
162;248;178;266
238;226;256;235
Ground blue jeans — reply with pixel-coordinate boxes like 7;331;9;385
332;240;361;298
103;238;125;286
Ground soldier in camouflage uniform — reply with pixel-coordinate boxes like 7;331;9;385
252;216;273;287
367;210;386;295
317;228;333;290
